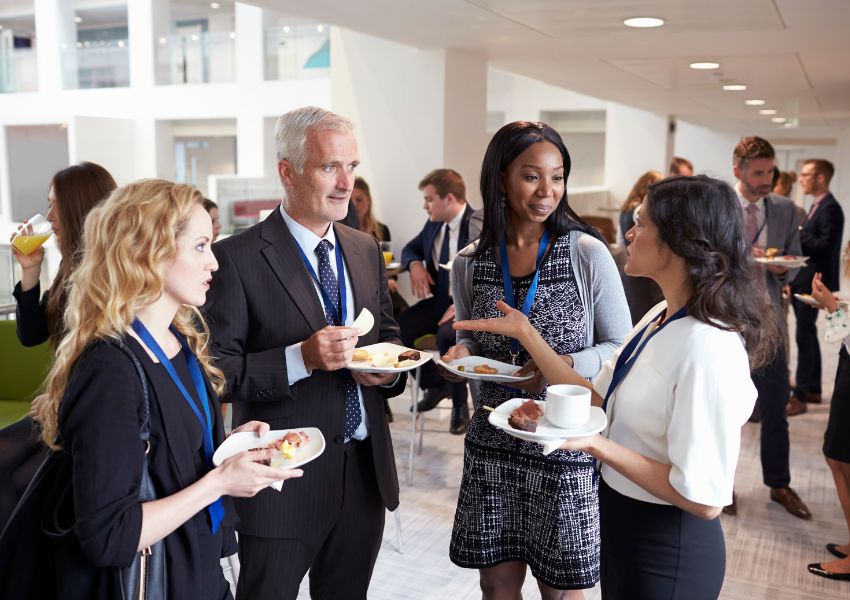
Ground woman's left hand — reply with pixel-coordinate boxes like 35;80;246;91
453;300;532;340
230;420;271;437
558;434;602;454
507;359;546;394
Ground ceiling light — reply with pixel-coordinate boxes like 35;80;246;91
745;99;765;106
191;34;199;42
759;109;777;115
723;84;747;91
117;40;125;47
316;25;325;33
771;117;787;123
283;26;291;33
210;2;220;8
623;17;665;28
75;16;82;23
689;62;719;70
159;37;167;44
229;31;236;39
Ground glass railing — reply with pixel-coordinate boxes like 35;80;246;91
61;40;130;89
156;31;235;85
264;25;330;80
0;48;38;93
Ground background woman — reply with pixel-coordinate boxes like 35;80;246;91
806;263;850;581
617;170;663;246
1;162;117;528
444;121;630;599
37;180;302;598
456;175;778;599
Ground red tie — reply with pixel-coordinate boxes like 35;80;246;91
746;204;759;246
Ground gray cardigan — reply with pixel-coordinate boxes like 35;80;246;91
451;230;631;380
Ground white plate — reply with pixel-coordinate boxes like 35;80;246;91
352;308;374;336
439;260;453;271
347;342;433;373
755;255;808;268
438;356;533;383
386;261;402;271
793;294;849;309
487;398;607;442
212;427;325;491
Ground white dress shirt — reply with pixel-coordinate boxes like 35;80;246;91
280;206;369;440
431;207;466;267
593;301;757;507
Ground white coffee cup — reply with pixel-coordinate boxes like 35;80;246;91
545;384;591;428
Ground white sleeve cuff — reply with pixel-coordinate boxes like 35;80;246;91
285;342;311;386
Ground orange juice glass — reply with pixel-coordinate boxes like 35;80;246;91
11;214;52;255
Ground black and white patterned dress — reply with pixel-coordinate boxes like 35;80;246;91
449;234;600;590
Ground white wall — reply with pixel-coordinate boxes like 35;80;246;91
604;102;668;206
5;124;69;221
68;115;136;185
673;120;741;185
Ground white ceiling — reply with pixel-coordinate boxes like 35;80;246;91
248;0;850;133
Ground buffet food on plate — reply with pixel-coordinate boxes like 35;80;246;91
508;399;545;432
351;348;421;368
764;247;780;258
256;431;311;464
457;364;499;375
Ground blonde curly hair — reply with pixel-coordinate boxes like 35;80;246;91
40;179;225;449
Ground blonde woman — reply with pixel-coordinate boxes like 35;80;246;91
35;180;302;599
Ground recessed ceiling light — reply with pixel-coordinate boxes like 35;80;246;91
283;26;291;33
759;109;777;115
723;84;747;91
229;31;236;39
117;40;125;48
771;117;787;123
623;17;665;28
689;62;719;70
745;99;766;106
159;37;167;44
74;16;82;23
210;2;220;8
316;25;325;33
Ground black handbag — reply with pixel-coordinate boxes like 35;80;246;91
0;339;168;599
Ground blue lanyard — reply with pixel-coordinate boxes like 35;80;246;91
131;319;225;533
499;229;551;363
592;305;688;481
297;240;348;326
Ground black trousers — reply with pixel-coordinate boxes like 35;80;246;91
397;296;468;409
793;298;822;397
599;480;725;600
752;345;791;489
235;440;386;600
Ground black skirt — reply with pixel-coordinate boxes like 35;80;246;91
599;479;725;600
824;346;850;463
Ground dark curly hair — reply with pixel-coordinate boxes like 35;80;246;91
643;175;780;369
474;121;600;257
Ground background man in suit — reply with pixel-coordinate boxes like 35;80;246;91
399;169;483;434
204;106;405;600
788;159;845;416
727;136;812;520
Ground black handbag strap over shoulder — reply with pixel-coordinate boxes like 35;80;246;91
109;339;152;443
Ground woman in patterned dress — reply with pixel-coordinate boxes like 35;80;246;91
442;121;630;598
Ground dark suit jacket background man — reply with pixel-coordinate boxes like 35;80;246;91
789;159;844;416
729;136;812;521
204;106;405;600
399;169;483;434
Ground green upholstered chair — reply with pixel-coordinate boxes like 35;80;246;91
0;320;53;428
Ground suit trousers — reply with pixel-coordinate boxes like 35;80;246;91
752;346;791;489
792;299;822;398
397;296;468;409
235;440;386;600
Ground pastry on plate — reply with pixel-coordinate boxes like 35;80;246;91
352;348;372;362
473;364;499;375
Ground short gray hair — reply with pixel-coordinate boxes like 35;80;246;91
274;106;354;173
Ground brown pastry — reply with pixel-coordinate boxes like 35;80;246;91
473;364;499;375
764;247;779;258
352;348;371;362
508;400;544;432
397;350;421;362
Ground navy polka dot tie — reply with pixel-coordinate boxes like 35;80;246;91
315;240;361;438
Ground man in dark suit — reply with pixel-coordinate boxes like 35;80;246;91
727;136;812;520
399;169;482;434
788;159;844;416
204;106;405;600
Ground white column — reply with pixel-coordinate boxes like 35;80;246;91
442;50;487;208
34;0;77;91
128;0;169;88
234;3;266;177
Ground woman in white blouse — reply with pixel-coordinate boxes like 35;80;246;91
455;175;780;599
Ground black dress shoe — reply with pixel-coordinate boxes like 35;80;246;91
807;563;850;581
827;543;849;559
722;492;738;516
450;405;469;435
415;384;450;413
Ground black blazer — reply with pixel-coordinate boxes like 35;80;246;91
12;282;50;347
56;337;236;600
400;204;480;291
203;208;405;539
793;193;845;292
